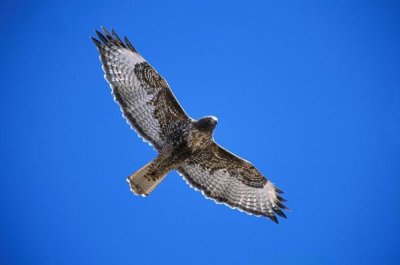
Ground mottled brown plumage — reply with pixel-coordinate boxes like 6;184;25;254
92;27;288;223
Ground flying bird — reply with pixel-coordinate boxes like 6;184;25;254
92;27;288;223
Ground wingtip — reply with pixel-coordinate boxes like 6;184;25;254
274;208;287;219
93;27;137;51
95;29;108;44
124;36;137;53
101;26;113;40
269;215;279;224
111;28;126;48
277;194;287;202
91;36;101;47
276;201;289;210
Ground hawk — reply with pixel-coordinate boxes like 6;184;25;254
92;27;288;223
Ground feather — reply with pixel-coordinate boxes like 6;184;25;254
111;28;126;48
124;36;137;53
101;26;113;40
91;37;101;47
95;30;109;45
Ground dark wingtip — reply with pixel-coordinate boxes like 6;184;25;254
111;28;126;48
277;195;287;202
101;26;113;40
95;29;109;45
93;27;137;52
91;37;101;47
124;36;137;53
276;201;289;210
269;215;279;224
274;208;287;218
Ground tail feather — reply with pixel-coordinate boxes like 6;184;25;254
127;161;169;196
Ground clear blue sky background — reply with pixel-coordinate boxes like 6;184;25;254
1;1;399;264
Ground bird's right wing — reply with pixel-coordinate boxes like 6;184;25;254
177;142;288;223
92;27;191;150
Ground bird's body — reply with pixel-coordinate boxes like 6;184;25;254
129;117;217;194
92;27;288;223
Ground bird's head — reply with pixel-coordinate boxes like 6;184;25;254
195;116;218;132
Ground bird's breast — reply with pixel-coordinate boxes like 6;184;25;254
186;129;212;152
165;128;212;163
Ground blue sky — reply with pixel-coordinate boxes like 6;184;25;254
1;0;399;264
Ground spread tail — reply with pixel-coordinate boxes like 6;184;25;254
127;159;169;196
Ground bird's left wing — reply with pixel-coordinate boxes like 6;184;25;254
92;27;191;151
177;142;288;223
